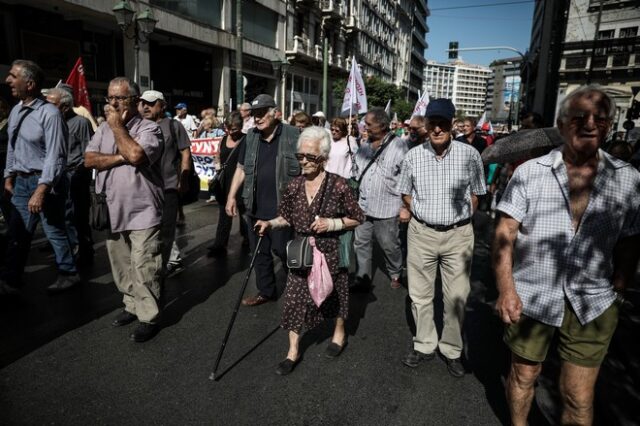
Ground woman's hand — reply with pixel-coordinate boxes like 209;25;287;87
254;220;271;236
310;216;332;234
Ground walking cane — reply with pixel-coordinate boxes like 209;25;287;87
211;235;263;380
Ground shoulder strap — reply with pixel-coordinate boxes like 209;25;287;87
357;133;393;184
220;136;242;170
10;107;35;149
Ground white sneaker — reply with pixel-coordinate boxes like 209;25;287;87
165;261;186;277
47;274;81;293
205;196;216;204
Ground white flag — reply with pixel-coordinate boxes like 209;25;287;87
384;99;391;115
341;57;368;115
412;90;430;117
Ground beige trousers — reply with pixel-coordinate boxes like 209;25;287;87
407;218;474;359
106;226;163;323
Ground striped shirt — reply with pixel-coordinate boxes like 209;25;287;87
397;140;486;225
355;134;408;219
497;148;640;326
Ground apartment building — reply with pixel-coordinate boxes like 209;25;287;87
424;59;492;119
485;57;522;124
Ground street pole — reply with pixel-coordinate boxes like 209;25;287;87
133;38;139;84
235;0;243;107
322;31;328;114
587;1;604;84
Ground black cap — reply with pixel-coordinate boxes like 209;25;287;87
250;94;276;110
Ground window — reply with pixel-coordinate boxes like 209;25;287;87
566;55;588;69
619;27;637;38
597;29;615;40
612;53;630;67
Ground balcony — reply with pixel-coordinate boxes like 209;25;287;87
321;0;343;20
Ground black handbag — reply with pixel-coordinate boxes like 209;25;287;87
179;163;201;206
89;169;111;231
286;236;314;269
286;177;329;270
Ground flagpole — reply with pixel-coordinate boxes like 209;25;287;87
348;57;355;138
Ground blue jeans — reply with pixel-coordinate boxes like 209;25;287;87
2;174;76;284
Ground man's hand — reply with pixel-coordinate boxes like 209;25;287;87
399;206;411;223
177;171;189;194
105;105;129;129
495;289;523;325
254;220;271;236
3;178;14;198
28;185;48;214
226;198;237;217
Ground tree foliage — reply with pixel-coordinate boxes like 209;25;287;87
332;76;414;121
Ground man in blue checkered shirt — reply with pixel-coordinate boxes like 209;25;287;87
397;99;486;378
493;85;640;426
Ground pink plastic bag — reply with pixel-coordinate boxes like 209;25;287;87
307;237;333;307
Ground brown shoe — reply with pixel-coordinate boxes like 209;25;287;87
242;294;274;306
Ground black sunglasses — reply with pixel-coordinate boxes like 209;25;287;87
295;153;324;163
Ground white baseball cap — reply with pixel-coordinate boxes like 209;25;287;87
140;90;165;102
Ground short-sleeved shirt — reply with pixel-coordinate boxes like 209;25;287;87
497;148;640;327
85;116;164;233
66;114;94;169
238;125;282;220
354;134;408;219
158;118;191;190
175;115;198;136
397;140;486;225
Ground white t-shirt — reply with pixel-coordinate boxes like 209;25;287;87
175;115;198;137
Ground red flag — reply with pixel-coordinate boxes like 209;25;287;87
65;57;92;114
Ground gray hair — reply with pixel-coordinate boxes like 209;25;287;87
109;76;140;97
366;107;390;131
298;126;332;158
47;87;73;108
11;59;44;90
556;84;616;125
224;110;243;129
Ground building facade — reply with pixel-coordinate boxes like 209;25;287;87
527;0;639;134
0;0;430;119
485;57;522;125
423;59;492;119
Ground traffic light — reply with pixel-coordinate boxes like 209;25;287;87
448;41;458;60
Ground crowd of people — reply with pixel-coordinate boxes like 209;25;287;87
1;58;639;425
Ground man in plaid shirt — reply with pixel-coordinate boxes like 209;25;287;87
493;85;640;426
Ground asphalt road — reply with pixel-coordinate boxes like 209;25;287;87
0;201;638;425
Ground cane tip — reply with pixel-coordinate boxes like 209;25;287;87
209;372;216;381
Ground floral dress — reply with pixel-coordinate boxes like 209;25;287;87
279;172;365;333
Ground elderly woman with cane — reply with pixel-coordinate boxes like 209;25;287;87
255;126;364;376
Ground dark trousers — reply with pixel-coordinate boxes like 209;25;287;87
213;199;247;248
67;167;94;258
245;215;292;299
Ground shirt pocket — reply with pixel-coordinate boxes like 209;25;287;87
283;153;300;176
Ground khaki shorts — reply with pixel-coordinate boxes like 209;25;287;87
504;301;619;367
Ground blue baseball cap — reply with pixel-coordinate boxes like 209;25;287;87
175;102;187;110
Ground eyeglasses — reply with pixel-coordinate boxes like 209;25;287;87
427;120;452;132
105;95;136;103
567;111;610;128
295;153;324;163
409;126;424;132
251;108;270;118
330;127;342;132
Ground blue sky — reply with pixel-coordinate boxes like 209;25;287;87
425;0;535;66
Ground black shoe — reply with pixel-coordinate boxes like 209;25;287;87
444;357;465;378
325;341;347;358
130;322;158;343
111;310;137;327
275;358;299;376
402;350;435;368
349;276;372;293
207;245;227;257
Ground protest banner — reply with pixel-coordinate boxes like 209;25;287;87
190;137;223;190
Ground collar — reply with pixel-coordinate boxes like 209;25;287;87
253;122;282;140
425;138;453;157
19;97;44;110
540;146;626;171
